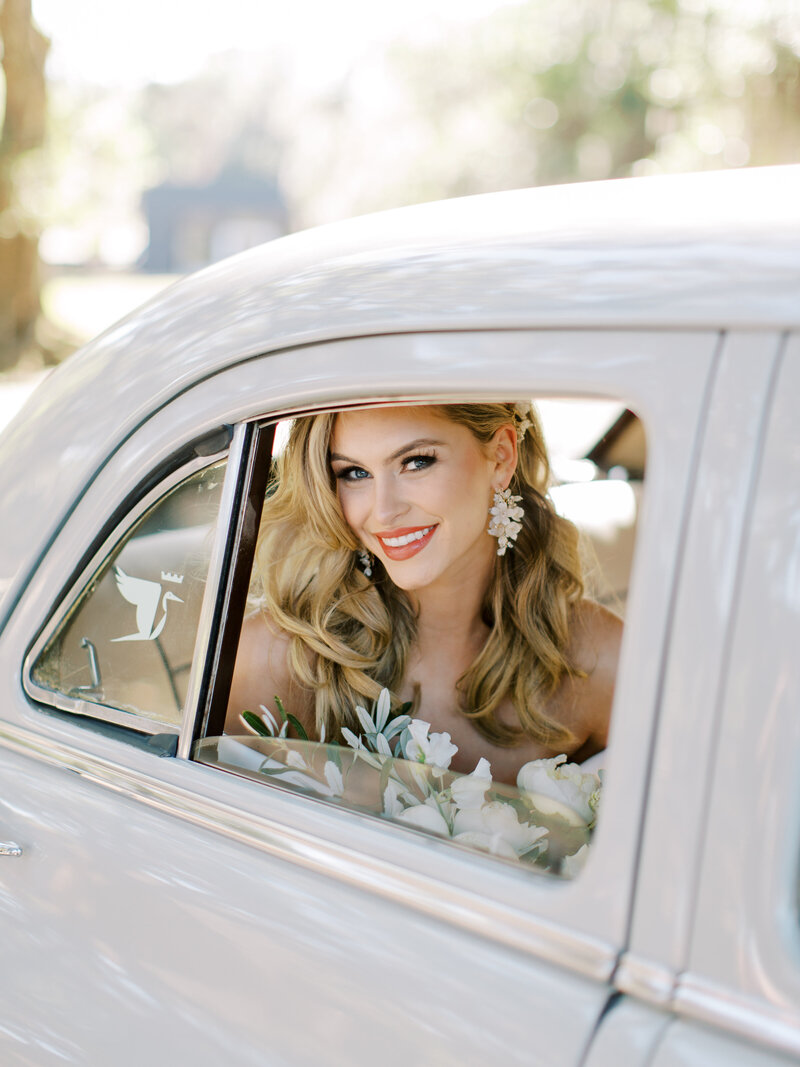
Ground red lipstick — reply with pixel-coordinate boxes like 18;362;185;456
375;524;437;561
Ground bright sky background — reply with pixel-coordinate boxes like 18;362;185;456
34;0;796;92
33;0;520;90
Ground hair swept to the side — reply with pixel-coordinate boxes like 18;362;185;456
253;402;584;748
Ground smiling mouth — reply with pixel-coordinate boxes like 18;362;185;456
376;525;437;560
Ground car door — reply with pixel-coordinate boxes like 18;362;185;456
583;331;800;1066
0;328;715;1066
650;331;800;1066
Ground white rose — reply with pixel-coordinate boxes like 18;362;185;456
453;829;519;861
396;798;451;837
453;801;547;859
517;754;601;828
561;844;590;879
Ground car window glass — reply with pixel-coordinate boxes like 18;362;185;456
30;459;226;729
198;399;644;878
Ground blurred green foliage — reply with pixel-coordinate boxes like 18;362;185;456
344;0;800;213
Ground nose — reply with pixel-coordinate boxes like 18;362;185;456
372;472;408;528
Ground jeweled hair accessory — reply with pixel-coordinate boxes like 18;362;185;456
487;487;525;556
513;402;533;443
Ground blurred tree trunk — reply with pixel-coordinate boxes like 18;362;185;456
0;0;48;370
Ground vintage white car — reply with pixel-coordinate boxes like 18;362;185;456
1;165;799;1066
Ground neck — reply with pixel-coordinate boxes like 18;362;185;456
410;544;495;651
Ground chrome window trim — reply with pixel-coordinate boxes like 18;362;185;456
178;422;253;757
615;956;800;1058
23;447;231;736
614;952;677;1006
673;972;800;1060
0;715;618;983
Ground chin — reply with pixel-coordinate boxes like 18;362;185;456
381;561;440;592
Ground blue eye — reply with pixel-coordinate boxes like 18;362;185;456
336;466;370;482
403;454;436;472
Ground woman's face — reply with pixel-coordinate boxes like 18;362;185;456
329;407;516;593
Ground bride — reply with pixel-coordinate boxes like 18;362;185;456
226;402;621;786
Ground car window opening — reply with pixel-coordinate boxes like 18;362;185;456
198;398;645;880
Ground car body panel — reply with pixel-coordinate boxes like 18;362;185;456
0;323;715;1064
2;329;714;959
617;330;784;1000
670;333;800;1058
2;743;616;1067
583;999;670;1067
0;167;797;622
1;169;799;1063
651;1019;800;1067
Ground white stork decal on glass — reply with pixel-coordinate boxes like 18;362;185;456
111;566;184;642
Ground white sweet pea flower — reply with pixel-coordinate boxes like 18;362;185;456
517;754;601;828
404;720;458;771
453;801;548;859
449;757;492;811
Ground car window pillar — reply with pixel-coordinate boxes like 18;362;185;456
178;421;274;757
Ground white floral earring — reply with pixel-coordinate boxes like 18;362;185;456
487;486;524;556
357;548;373;577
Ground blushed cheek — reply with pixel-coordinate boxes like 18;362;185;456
335;487;351;529
453;459;491;527
338;491;363;535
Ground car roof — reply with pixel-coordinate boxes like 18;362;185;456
0;165;798;621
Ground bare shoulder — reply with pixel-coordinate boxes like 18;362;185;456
569;599;623;675
224;611;299;733
564;599;624;751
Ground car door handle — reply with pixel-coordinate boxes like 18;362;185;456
0;841;22;856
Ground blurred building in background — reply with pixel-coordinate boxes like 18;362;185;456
141;168;288;273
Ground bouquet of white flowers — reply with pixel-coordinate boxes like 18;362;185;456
214;690;602;878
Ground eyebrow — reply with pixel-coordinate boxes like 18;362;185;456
330;437;446;465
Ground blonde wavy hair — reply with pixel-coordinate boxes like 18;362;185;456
254;403;584;747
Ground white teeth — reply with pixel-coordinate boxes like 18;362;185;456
382;526;434;548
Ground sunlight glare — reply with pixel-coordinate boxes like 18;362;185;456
33;0;523;90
